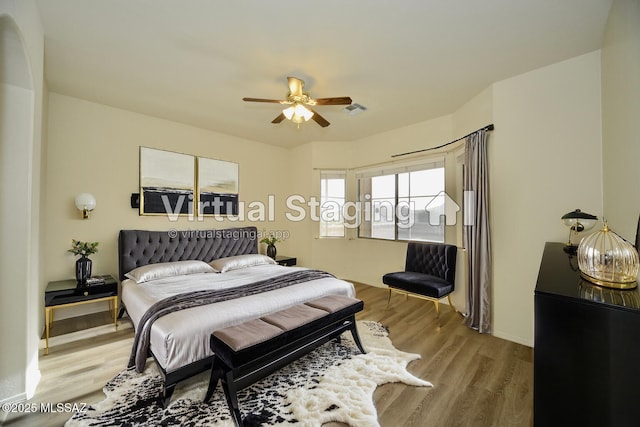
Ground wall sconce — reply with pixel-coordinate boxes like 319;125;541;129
75;193;96;219
561;209;597;253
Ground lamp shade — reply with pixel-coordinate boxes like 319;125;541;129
283;103;314;123
561;209;597;232
75;193;96;211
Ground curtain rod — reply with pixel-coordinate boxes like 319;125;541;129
391;124;494;158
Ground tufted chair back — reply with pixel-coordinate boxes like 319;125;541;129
405;242;457;286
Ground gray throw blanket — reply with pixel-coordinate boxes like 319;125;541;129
128;269;335;372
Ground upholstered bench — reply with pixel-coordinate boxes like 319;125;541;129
203;295;365;426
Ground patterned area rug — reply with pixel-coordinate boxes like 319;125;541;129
65;321;432;427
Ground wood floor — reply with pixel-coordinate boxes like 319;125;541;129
2;283;533;427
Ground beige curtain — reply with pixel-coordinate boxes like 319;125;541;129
463;130;491;333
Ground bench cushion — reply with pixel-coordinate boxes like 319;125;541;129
305;294;360;313
211;296;363;367
261;304;327;331
213;318;283;352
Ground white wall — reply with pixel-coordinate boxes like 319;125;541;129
292;51;603;348
0;0;45;403
452;86;493;137
310;115;456;286
491;51;603;345
45;93;293;318
0;82;32;402
601;0;640;240
286;142;315;266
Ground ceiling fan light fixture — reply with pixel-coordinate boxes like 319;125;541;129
283;105;295;120
245;77;351;127
283;103;314;123
296;103;314;121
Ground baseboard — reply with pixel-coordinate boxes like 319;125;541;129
0;363;40;412
492;329;533;348
345;280;384;288
0;390;28;407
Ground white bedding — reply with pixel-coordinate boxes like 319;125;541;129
122;264;355;373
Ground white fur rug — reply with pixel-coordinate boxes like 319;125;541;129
66;321;432;427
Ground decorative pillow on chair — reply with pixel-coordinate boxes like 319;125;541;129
209;254;276;273
125;260;217;283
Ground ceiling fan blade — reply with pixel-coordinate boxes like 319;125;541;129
243;97;285;103
313;97;353;106
287;77;304;98
271;113;286;124
307;108;330;127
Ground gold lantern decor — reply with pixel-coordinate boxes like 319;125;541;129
577;221;639;289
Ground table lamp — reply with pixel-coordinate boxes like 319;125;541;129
562;209;597;254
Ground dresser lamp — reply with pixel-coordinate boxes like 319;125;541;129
561;209;597;254
577;221;639;289
75;193;96;219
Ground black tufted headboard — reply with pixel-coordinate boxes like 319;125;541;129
118;226;259;280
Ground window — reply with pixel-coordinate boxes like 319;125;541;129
357;158;445;242
319;171;346;237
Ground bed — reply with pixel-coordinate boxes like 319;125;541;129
118;226;356;405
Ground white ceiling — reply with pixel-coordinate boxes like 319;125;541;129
35;0;612;148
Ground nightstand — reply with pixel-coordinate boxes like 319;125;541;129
275;255;296;266
44;275;118;355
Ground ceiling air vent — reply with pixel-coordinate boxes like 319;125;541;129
343;103;367;115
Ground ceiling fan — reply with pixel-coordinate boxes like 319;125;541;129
242;76;352;128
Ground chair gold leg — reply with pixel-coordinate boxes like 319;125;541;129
434;301;440;319
447;295;457;313
385;288;392;310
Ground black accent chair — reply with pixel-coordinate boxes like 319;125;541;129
383;242;458;319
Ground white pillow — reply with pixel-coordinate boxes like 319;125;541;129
209;254;276;273
125;260;217;284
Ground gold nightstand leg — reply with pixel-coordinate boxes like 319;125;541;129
45;307;50;355
113;297;118;329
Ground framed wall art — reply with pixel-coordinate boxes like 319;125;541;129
139;147;195;216
197;156;239;216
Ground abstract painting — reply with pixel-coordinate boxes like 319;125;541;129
197;157;239;216
139;147;195;216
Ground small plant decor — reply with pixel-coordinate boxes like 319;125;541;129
69;240;99;285
259;236;280;246
260;234;280;259
68;239;99;258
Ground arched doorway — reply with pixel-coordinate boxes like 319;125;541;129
0;14;38;402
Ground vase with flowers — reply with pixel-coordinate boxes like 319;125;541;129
68;239;99;286
260;235;280;259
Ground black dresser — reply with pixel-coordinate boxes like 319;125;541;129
534;242;640;427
